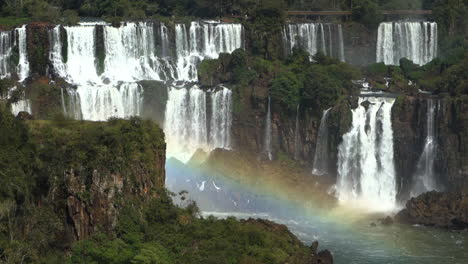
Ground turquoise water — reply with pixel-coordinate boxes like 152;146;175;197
166;160;468;264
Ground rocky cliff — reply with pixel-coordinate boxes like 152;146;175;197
392;95;468;201
28;118;166;242
395;191;468;229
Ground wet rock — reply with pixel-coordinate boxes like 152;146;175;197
16;111;33;120
360;100;371;111
395;191;468;230
370;222;377;227
316;250;333;264
380;216;394;226
310;241;319;255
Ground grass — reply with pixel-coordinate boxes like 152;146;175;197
0;17;30;29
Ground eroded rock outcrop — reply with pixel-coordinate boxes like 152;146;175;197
29;118;166;242
395;191;468;229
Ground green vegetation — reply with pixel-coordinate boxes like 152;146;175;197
0;106;313;263
199;48;361;114
0;0;465;33
69;190;310;264
365;37;468;96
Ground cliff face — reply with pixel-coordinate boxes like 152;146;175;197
395;191;468;229
392;95;468;201
343;22;377;66
28;119;166;242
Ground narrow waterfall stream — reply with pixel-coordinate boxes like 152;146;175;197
312;108;332;176
264;96;273;160
411;99;439;197
294;105;300;160
0;30;14;79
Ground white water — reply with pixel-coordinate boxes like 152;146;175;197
337;97;397;211
49;26;67;77
264;96;273;160
411;99;438;197
210;86;232;150
16;25;30;82
312;108;332;176
103;22;176;82
49;22;242;120
0;26;30;81
0;31;14;79
282;23;345;61
7;86;31;116
11;99;31;116
175;22;243;81
165;85;232;163
61;87;82;120
294;105;300;160
377;22;438;66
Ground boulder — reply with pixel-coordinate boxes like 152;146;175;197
395;191;468;230
380;216;394;226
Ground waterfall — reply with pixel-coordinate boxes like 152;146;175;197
376;22;438;66
164;85;233;162
294;105;300;160
77;83;143;121
0;30;14;79
48;22;242;121
312;108;332;176
282;23;345;61
411;99;438;197
209;86;232;150
175;22;243;81
11;99;31;116
0;26;30;81
49;26;67;77
61;87;82;119
62;25;100;83
264;96;273;160
7;87;31;116
16;25;29;82
336;97;396;211
103;22;176;82
338;25;345;62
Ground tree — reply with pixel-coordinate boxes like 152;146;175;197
351;0;383;29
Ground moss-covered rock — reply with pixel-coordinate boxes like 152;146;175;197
26;22;54;77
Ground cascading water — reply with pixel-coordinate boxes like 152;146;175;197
376;22;438;66
16;25;30;82
175;22;243;81
61;87;82;120
0;26;30;81
411;99;439;197
312;108;332;176
164;85;232;163
49;26;67;77
11;99;31;116
49;24;150;120
49;22;243;120
103;22;176;82
264;96;273;160
282;23;345;62
209;86;232;150
0;30;14;79
294;105;300;160
337;97;396;211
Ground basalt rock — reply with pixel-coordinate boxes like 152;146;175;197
26;22;55;78
395;191;468;230
30;119;166;242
